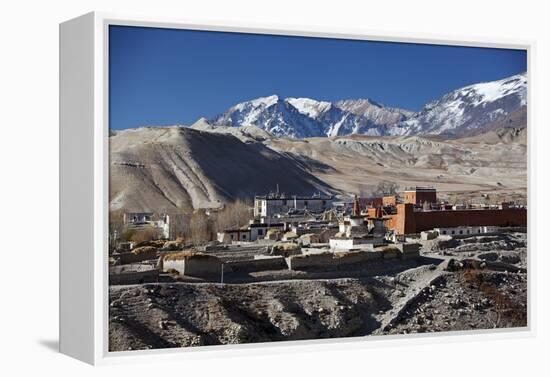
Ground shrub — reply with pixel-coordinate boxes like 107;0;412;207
130;226;161;244
119;228;137;242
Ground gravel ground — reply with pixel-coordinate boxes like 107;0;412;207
383;269;527;335
109;278;390;351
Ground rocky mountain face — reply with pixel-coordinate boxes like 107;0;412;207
208;73;526;138
393;73;527;137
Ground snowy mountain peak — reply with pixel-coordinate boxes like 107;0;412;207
286;97;333;118
461;72;527;107
249;94;280;108
233;94;280;112
398;72;527;137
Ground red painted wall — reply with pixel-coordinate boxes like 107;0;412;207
404;191;437;205
391;204;527;234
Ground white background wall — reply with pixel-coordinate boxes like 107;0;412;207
1;0;548;375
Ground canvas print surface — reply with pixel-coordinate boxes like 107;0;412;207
108;25;528;352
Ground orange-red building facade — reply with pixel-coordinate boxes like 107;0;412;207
403;188;437;205
385;203;527;234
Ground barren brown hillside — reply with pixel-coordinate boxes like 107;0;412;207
109;126;334;212
110;126;526;212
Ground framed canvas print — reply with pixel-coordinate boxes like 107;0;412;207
59;12;532;365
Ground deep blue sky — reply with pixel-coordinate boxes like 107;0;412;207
109;25;527;130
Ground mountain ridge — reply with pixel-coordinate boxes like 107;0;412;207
207;72;526;138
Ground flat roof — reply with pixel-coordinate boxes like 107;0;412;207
403;187;436;192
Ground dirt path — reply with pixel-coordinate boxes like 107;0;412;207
373;256;452;334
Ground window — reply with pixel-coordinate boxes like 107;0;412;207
451;230;455;235
242;234;247;240
442;230;447;235
459;230;463;235
257;229;264;236
230;234;234;240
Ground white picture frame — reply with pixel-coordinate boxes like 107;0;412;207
59;11;534;365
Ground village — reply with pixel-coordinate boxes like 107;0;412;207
108;186;527;350
108;186;527;286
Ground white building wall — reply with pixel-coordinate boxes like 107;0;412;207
254;197;332;219
329;237;381;251
434;226;500;236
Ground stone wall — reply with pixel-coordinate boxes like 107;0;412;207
285;253;335;270
394;243;421;259
109;269;159;285
115;249;158;264
225;256;286;273
163;254;222;277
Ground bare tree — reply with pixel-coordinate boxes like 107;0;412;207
130;225;162;244
167;211;191;241
215;199;253;232
108;210;126;252
371;181;400;197
190;209;214;245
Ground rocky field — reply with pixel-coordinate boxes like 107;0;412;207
383;269;527;335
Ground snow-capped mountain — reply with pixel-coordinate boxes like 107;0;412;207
211;95;412;138
211;95;326;138
208;73;526;138
391;73;527;137
335;98;414;126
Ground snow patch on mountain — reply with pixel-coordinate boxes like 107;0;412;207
466;73;527;107
286;97;332;118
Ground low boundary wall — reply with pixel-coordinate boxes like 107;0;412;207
114;249;158;264
109;269;159;285
286;245;420;271
225;256;286;273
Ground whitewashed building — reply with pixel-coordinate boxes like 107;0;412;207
329;236;386;251
254;194;332;218
217;222;286;244
434;226;500;236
